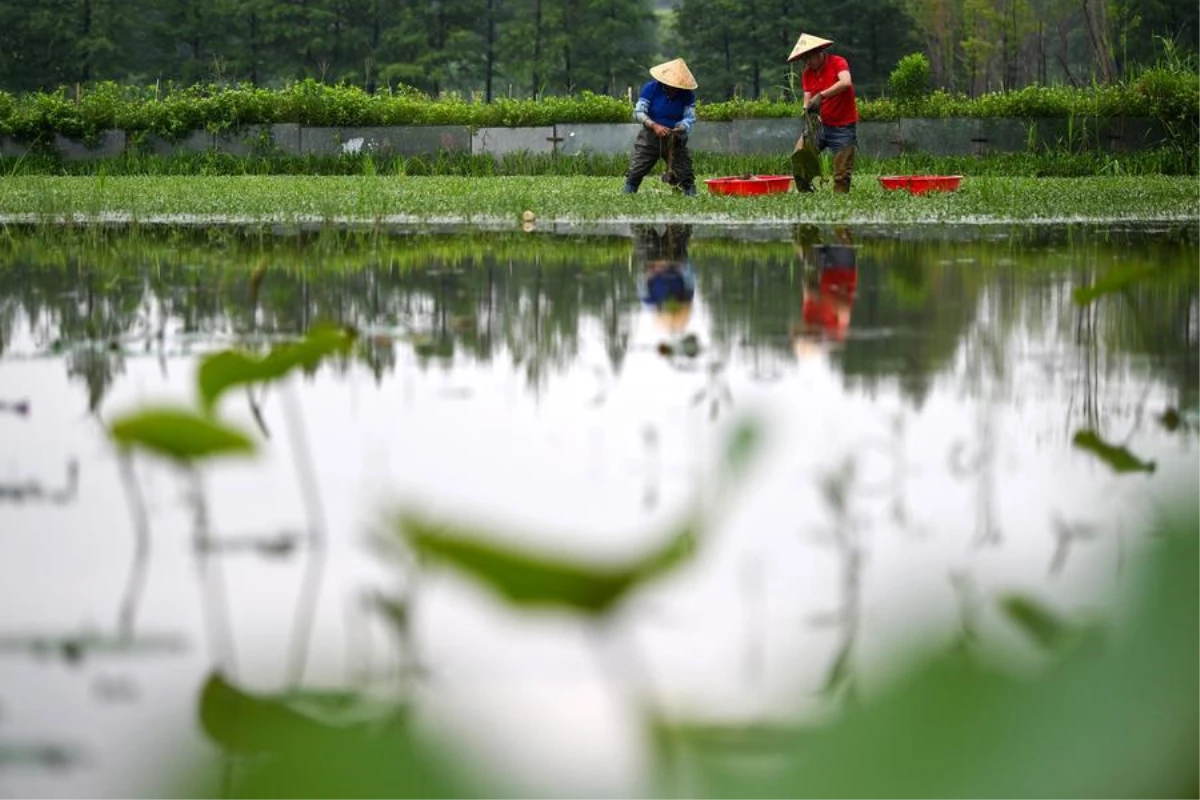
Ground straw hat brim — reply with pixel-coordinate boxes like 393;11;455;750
787;34;833;63
649;59;698;91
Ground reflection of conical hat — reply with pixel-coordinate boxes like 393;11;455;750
649;58;698;90
787;33;833;63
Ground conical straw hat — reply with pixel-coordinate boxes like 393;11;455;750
787;33;833;62
649;58;698;91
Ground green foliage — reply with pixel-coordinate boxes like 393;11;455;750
199;673;403;755
394;417;760;613
889;53;932;105
1130;45;1200;150
196;675;462;798
1072;262;1162;304
168;462;1199;797
1000;594;1073;649
397;511;702;613
108;406;257;462
1072;430;1157;473
0;79;1196;147
197;324;357;413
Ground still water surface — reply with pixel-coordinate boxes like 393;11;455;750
0;223;1196;796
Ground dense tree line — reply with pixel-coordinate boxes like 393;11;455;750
0;0;657;99
0;0;1194;99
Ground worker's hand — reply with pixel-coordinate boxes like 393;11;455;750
805;93;823;113
651;122;671;138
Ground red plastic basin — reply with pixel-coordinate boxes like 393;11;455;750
878;175;963;195
705;175;794;196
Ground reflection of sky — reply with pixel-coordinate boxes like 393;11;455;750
0;236;1197;797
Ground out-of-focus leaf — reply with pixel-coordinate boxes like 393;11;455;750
193;672;465;799
705;503;1198;799
109;407;255;462
1072;263;1159;305
199;672;347;755
1072;430;1156;474
396;512;701;614
720;416;764;485
198;324;356;413
199;673;404;754
197;351;289;415
1000;594;1072;650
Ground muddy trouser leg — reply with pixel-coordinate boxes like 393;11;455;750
827;124;857;193
832;145;855;193
625;128;665;193
670;135;696;195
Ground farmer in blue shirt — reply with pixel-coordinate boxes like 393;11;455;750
624;58;698;196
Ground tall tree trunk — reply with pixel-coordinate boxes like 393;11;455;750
1081;0;1115;81
532;0;542;96
722;30;731;98
564;42;572;91
81;0;93;81
485;0;495;101
250;11;260;85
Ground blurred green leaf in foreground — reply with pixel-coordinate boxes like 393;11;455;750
168;493;1196;799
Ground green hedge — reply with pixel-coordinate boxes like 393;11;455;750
0;73;1195;146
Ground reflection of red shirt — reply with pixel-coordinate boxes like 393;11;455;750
802;54;857;126
819;266;858;297
801;267;858;340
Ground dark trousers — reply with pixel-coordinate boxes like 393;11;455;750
817;123;856;193
625;128;695;191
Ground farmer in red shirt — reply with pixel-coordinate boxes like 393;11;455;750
788;33;858;194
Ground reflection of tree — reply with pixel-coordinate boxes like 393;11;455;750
0;227;1195;416
66;346;125;414
837;240;984;408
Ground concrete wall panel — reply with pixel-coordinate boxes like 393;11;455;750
54;130;126;160
556;123;640;156
471;127;556;159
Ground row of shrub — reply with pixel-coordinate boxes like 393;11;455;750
0;68;1195;146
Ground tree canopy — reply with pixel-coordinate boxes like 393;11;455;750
0;0;1194;99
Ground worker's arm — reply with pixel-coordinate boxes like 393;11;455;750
634;95;671;138
808;69;853;111
673;103;696;134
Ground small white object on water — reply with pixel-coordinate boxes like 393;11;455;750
522;210;535;222
341;137;366;154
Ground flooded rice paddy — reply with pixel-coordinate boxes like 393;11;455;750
0;222;1196;796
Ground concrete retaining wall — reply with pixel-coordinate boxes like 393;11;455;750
2;117;1170;161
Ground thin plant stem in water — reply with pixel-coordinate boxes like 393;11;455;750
281;379;329;688
189;471;240;679
116;453;152;640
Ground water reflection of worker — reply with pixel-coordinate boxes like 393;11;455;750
634;224;695;335
791;225;858;354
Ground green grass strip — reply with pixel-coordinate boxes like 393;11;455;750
0;175;1195;226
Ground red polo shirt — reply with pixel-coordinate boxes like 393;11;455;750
802;54;857;126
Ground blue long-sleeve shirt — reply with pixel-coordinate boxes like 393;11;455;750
633;81;696;133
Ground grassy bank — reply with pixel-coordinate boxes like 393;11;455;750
0;175;1195;226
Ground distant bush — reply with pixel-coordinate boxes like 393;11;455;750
889;53;932;105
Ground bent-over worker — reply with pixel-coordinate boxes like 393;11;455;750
788;34;857;193
624;58;698;196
